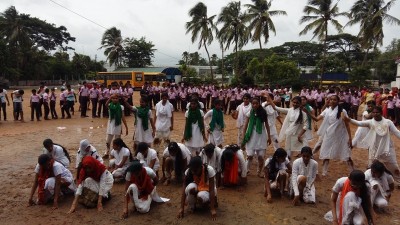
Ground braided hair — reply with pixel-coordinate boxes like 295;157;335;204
292;96;304;125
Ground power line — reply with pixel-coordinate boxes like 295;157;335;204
48;0;181;62
48;0;108;30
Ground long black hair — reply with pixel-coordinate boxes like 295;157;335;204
168;142;184;178
43;139;71;163
220;144;240;173
349;170;372;223
136;142;149;157
292;96;304;125
267;148;287;181
331;95;343;119
370;160;392;176
185;156;208;186
113;138;134;161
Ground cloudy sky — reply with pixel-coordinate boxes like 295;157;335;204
1;0;399;67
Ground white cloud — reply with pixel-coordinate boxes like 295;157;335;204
1;0;399;66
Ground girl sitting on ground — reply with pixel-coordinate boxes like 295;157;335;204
122;160;168;218
199;143;222;186
264;148;292;203
68;156;113;213
42;138;71;168
136;142;160;176
365;160;394;211
28;154;76;209
220;144;247;187
290;146;318;206
160;142;192;185
177;156;217;221
109;138;133;180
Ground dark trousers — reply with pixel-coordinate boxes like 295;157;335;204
125;97;132;116
211;97;217;109
170;99;177;111
38;98;43;117
0;102;6;120
228;101;236;114
206;94;211;109
98;99;108;117
395;107;400;125
50;100;58;118
31;102;40;120
180;98;187;112
91;98;98;117
43;102;50;119
65;101;74;118
60;100;66;118
80;96;89;116
153;93;160;107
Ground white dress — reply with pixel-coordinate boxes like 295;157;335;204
76;170;114;198
276;107;308;153
236;103;252;145
184;110;205;148
204;109;224;146
324;177;367;225
162;143;192;165
244;110;267;151
351;111;370;149
131;106;154;144
155;101;173;132
106;105;124;135
42;145;70;168
318;107;350;160
219;148;247;178
263;104;280;150
75;145;103;168
290;158;318;203
136;148;160;172
365;169;393;208
110;147;131;177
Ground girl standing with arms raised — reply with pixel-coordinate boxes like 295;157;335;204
267;95;307;158
307;95;353;176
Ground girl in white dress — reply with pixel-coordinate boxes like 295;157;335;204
199;143;222;186
325;170;375;225
291;146;318;206
242;98;272;177
161;142;192;185
352;100;374;148
122;161;168;217
307;95;353;176
233;93;251;145
104;94;128;158
109;138;133;179
267;95;308;158
262;93;282;151
126;97;155;148
136;142;160;176
365;160;394;210
42;139;71;168
154;93;174;146
220;144;247;187
300;96;316;146
183;98;207;156
264;148;291;203
204;100;225;148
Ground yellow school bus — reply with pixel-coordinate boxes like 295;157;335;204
97;71;144;89
97;71;167;89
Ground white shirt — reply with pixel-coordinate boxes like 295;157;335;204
291;158;318;196
155;101;173;131
125;167;156;182
0;89;7;103
43;145;70;168
75;146;103;168
199;147;222;172
163;143;191;165
365;169;394;192
110;147;131;167
34;161;72;180
136;148;160;171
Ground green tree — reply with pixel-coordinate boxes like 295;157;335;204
185;2;217;79
299;0;348;75
123;37;155;68
269;41;323;66
347;0;400;64
99;27;124;68
217;1;249;76
326;33;363;71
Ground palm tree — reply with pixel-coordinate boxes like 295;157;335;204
299;0;348;75
217;1;250;76
99;27;124;68
245;0;287;80
185;2;217;80
347;0;400;64
182;51;190;65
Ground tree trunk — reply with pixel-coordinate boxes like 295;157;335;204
259;38;266;81
204;40;214;80
221;45;225;83
235;37;239;78
320;23;328;87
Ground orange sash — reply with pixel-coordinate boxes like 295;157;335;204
193;166;209;192
339;178;360;225
223;154;239;186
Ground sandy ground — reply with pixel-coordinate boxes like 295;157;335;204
0;90;400;225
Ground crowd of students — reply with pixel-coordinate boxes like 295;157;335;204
15;82;400;224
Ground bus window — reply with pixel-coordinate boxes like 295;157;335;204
136;73;142;81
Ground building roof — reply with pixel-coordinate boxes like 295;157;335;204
114;67;182;75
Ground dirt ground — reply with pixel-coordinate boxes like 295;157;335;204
0;90;400;225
